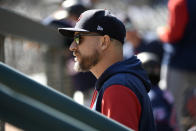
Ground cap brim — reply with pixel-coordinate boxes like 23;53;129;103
58;27;89;38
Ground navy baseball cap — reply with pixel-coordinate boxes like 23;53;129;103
58;9;126;44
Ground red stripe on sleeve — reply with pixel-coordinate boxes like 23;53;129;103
160;0;188;43
90;90;98;109
101;85;141;131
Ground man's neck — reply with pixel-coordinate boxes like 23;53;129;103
90;54;123;79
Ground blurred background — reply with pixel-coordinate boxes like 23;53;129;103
0;0;168;103
0;0;169;130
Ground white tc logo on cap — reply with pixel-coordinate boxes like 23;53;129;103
97;25;103;31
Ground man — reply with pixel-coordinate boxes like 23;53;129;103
59;9;155;131
137;52;177;131
158;0;196;130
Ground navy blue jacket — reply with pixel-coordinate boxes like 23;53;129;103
90;56;156;131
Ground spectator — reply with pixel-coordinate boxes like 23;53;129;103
123;17;164;61
43;0;88;28
138;52;177;131
158;0;196;130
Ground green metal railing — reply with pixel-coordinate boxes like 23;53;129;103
0;62;132;130
0;7;65;48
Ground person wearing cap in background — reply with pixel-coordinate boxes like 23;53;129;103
42;0;88;28
59;9;155;130
137;52;177;131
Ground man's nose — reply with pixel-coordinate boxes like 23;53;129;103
69;41;77;51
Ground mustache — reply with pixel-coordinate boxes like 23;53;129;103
73;50;80;56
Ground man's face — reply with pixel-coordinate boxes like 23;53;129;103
73;47;100;72
70;33;102;72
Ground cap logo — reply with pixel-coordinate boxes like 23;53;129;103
97;25;103;31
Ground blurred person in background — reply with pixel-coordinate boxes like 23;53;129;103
59;9;155;130
42;0;88;28
43;0;97;105
157;0;196;130
138;52;177;131
42;0;88;47
123;17;164;61
42;0;100;27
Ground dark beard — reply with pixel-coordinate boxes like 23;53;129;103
74;49;100;72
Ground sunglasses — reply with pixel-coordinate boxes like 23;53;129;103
73;33;102;45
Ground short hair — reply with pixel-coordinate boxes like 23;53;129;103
111;38;123;48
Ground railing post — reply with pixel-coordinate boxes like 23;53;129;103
44;47;74;97
0;34;5;131
0;34;5;62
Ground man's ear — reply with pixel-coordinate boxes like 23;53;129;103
99;35;111;51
